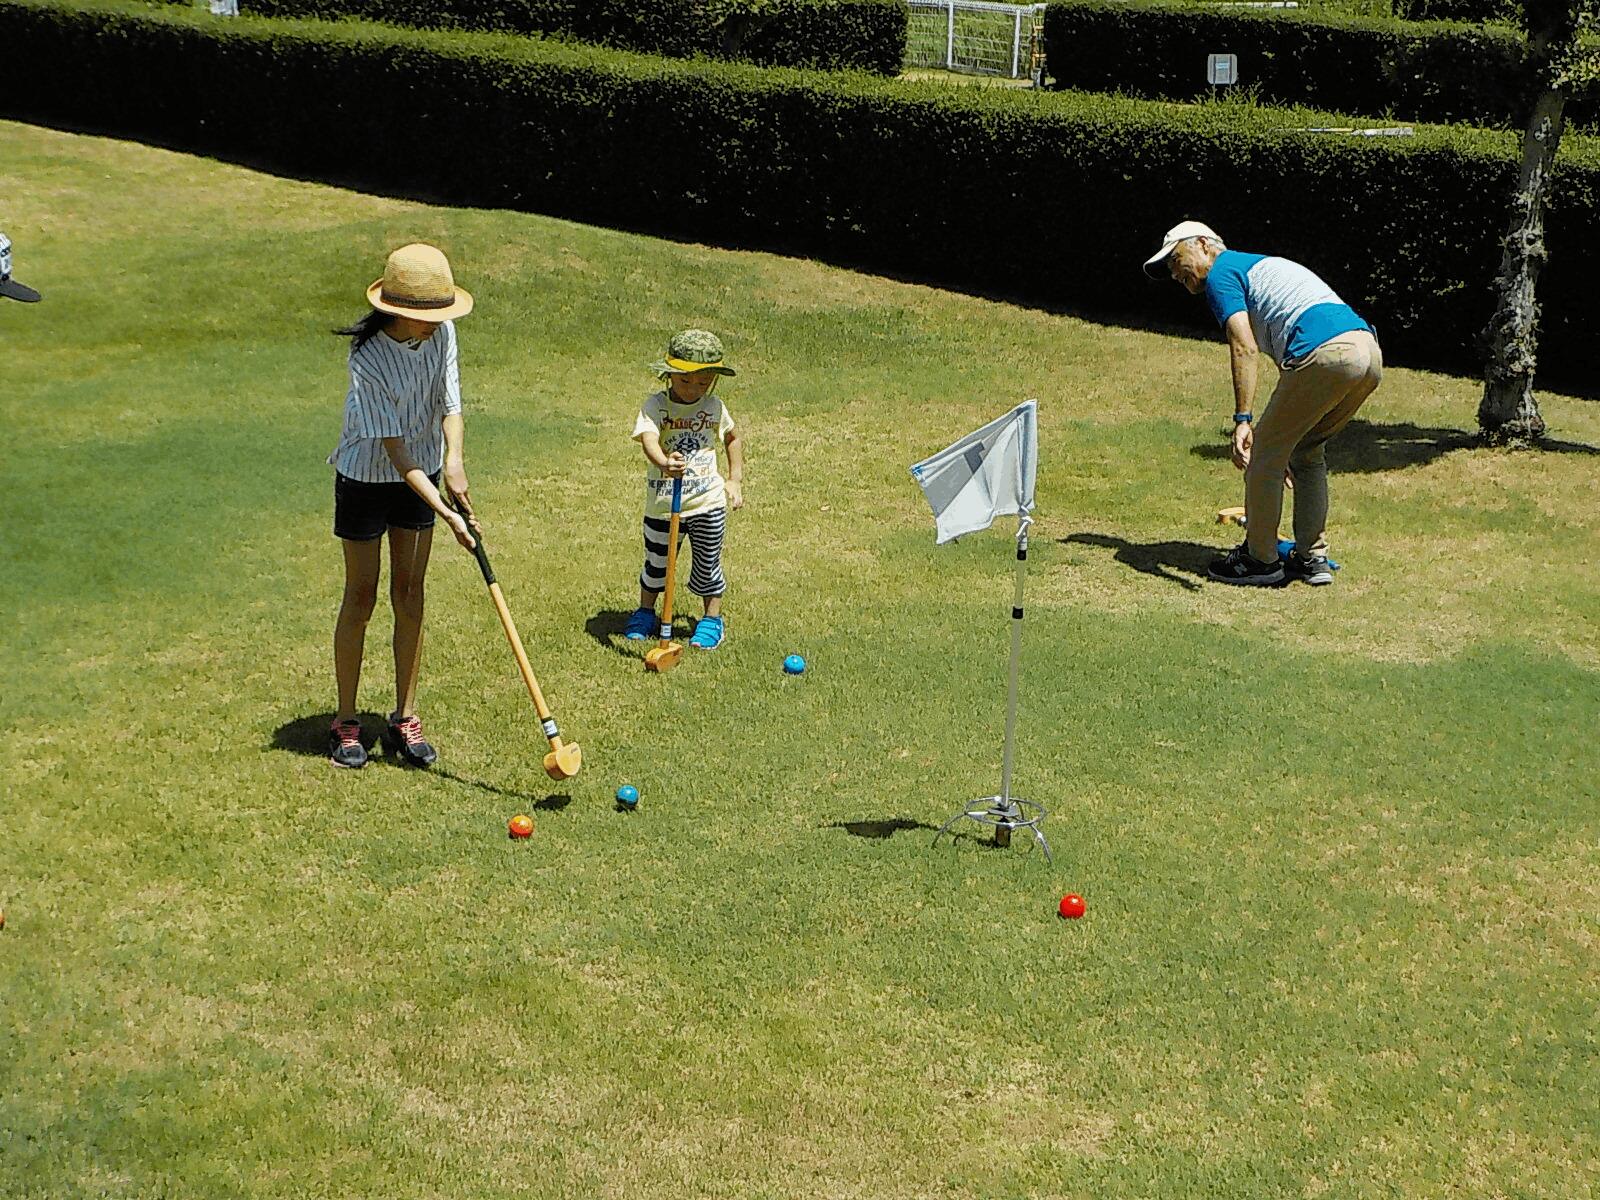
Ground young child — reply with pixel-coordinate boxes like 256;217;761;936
326;243;478;769
624;329;745;650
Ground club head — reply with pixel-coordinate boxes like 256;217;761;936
644;642;684;673
1216;506;1246;527
543;742;582;780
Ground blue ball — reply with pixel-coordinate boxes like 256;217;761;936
615;785;639;807
783;654;806;675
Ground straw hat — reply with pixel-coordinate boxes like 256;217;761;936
650;329;736;377
366;243;473;321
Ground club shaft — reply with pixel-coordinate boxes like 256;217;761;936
657;478;683;645
486;580;563;747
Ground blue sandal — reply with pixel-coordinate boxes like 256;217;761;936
689;615;725;650
623;606;657;640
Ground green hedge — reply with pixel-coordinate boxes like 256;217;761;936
4;0;1598;388
236;0;909;74
1043;2;1596;131
1395;0;1522;21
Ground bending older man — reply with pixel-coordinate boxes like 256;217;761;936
1145;221;1381;586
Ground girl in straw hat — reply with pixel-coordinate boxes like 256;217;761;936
623;329;745;650
326;243;478;769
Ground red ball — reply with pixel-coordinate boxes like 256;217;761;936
1058;893;1086;920
508;815;534;839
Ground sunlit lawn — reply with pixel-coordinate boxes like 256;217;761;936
2;118;1597;1199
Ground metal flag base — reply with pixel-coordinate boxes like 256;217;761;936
933;796;1052;863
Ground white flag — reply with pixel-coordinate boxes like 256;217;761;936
909;400;1037;544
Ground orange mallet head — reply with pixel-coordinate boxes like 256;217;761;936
644;642;683;673
543;742;583;780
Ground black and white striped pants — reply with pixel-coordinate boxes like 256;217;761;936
640;507;727;598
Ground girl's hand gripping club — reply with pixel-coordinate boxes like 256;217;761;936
644;476;685;673
449;493;581;780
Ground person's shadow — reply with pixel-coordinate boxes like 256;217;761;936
1189;417;1599;473
585;608;693;658
273;712;387;757
1059;534;1214;591
269;712;572;805
584;609;637;658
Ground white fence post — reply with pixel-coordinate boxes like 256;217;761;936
946;0;956;70
1011;8;1022;78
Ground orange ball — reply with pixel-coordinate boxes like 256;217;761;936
508;814;534;839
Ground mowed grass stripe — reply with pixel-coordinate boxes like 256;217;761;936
2;120;1598;1199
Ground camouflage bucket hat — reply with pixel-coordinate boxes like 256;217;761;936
651;329;736;377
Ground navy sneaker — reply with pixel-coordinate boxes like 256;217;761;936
1285;552;1335;586
383;713;438;767
623;607;657;640
689;615;725;650
1207;543;1286;587
329;718;367;769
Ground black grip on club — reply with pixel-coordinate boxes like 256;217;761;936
468;532;495;585
450;493;495;585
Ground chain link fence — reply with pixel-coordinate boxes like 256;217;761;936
905;0;1048;81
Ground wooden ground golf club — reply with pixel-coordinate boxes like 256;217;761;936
644;476;685;673
448;494;581;780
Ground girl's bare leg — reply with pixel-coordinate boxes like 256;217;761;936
389;524;435;719
335;537;383;722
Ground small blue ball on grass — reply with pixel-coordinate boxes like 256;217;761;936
783;654;806;675
616;785;639;809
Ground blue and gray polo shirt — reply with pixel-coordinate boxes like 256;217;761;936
1204;251;1370;368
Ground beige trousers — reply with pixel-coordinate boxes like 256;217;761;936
1245;330;1382;563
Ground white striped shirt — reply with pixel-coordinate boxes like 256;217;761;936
328;321;462;482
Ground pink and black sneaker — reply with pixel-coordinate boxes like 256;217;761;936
383;712;438;767
328;718;368;769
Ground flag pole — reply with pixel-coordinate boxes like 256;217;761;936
932;506;1051;864
993;512;1030;846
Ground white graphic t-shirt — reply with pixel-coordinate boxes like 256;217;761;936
632;390;736;518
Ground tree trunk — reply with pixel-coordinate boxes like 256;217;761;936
1478;86;1566;445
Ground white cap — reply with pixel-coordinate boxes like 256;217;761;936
1143;220;1223;278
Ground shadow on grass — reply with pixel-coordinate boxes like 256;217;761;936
271;712;385;756
585;608;694;659
1060;533;1214;592
431;768;572;809
1188;418;1600;475
270;713;572;804
829;818;939;839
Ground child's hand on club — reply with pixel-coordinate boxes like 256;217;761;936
663;452;687;478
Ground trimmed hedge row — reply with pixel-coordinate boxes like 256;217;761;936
1395;0;1522;20
1043;1;1596;131
4;0;1598;387
235;0;909;74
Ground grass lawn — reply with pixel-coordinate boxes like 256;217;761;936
2;117;1597;1199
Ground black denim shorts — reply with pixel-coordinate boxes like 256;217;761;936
333;471;439;541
